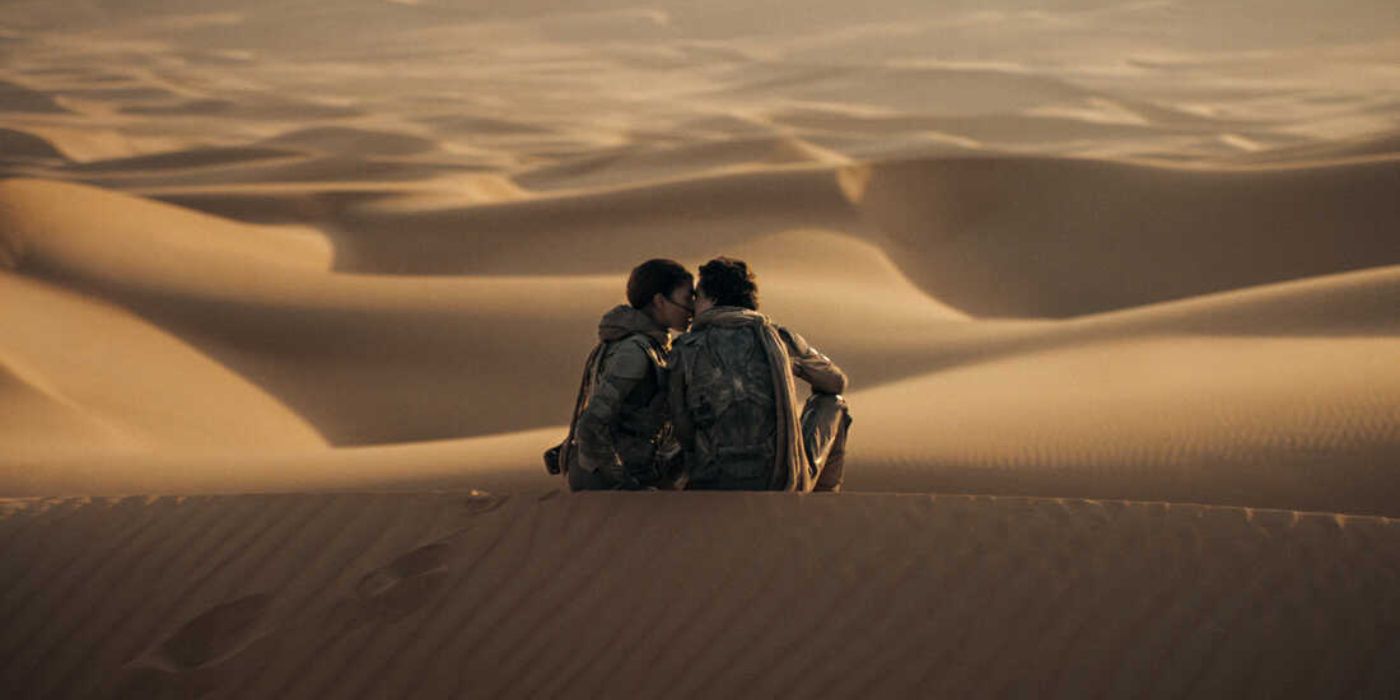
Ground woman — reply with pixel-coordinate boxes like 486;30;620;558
562;258;694;491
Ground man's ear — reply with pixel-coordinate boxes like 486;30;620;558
651;291;667;309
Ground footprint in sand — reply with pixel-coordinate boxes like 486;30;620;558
158;593;273;670
356;543;451;620
463;490;508;515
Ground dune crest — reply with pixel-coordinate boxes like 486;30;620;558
0;178;333;279
1;492;1396;698
0;273;325;466
854;155;1400;317
847;335;1400;516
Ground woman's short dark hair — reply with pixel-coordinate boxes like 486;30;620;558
627;258;693;309
698;257;759;310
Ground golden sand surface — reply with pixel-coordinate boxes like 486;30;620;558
1;1;1398;696
2;492;1397;698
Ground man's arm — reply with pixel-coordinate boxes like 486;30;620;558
574;342;649;485
779;327;848;395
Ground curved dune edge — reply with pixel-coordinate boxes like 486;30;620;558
0;127;68;162
0;178;974;444
0;427;560;497
845;335;1400;517
0;492;1395;698
848;155;1400;317
1;176;1395;512
0;178;334;280
0;273;326;457
7;334;1395;518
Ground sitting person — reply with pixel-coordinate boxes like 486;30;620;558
668;257;851;491
556;258;694;490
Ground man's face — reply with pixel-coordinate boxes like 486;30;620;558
693;287;715;316
656;282;695;331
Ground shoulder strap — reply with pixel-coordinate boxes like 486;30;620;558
558;341;606;473
625;333;668;384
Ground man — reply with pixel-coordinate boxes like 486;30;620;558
668;257;852;492
562;259;694;491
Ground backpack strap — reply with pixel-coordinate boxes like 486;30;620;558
624;333;669;386
557;341;605;474
557;332;668;475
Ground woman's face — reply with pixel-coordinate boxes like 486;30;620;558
656;281;696;331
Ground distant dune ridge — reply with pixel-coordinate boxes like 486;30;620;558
2;0;1399;697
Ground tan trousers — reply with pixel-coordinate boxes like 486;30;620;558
802;393;852;492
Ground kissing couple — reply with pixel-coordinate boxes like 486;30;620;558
546;257;852;492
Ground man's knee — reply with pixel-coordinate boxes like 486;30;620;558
812;400;850;492
803;394;851;489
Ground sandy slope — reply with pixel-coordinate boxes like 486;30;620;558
0;273;325;459
847;155;1400;316
1;492;1396;699
849;335;1400;515
0;177;975;448
2;168;1396;518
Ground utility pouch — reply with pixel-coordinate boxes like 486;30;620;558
543;444;563;475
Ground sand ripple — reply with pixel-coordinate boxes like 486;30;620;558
0;492;1396;698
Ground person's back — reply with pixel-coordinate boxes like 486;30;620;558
670;308;781;489
670;258;851;492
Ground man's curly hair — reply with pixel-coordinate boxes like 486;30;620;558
698;256;759;310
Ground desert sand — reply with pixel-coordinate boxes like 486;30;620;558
2;493;1398;698
2;0;1398;697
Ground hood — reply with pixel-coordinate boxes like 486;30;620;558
691;305;768;332
598;304;670;345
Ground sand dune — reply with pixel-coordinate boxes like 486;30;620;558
0;122;174;164
846;335;1400;516
2;172;1397;515
66;147;299;174
0;78;68;114
1069;264;1400;336
1231;129;1400;164
0;428;559;497
335;153;1400;322
777;109;1175;147
4;181;1396;518
416;113;555;137
716;64;1097;117
849;155;1400;316
1;492;1396;698
0;127;68;162
828;264;1400;432
0;179;333;278
257;127;441;158
127;96;365;121
109;148;1389;327
83;156;464;192
326;167;864;274
0;273;325;463
0;179;965;448
514;135;845;191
